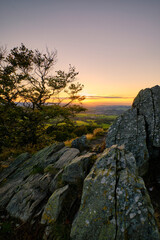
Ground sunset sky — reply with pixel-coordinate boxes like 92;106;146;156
1;0;160;105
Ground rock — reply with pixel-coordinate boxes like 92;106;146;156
133;86;160;147
0;143;66;212
106;108;149;176
49;169;64;193
62;152;96;185
29;142;65;169
0;152;31;184
0;143;80;223
53;148;80;169
71;146;160;240
6;173;51;222
41;185;69;224
71;135;88;151
106;86;160;177
132;86;160;179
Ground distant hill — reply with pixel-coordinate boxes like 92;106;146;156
84;105;131;115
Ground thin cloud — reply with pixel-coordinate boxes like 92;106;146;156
50;95;133;100
85;95;133;99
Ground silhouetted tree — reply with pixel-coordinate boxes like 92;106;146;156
0;44;85;150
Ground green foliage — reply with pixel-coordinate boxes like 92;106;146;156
0;44;85;156
73;125;88;136
1;222;12;234
46;124;76;142
73;113;117;131
31;165;44;175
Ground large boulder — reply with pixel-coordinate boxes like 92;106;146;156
133;86;160;147
6;173;51;222
41;185;69;225
62;152;96;185
0;143;65;208
106;85;160;177
0;143;72;219
71;145;160;240
0;152;31;184
71;135;88;151
53;148;80;169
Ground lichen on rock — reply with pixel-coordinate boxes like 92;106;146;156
71;145;160;240
106;85;160;178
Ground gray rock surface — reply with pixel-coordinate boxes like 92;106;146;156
71;145;160;240
41;185;69;225
133;86;160;147
62;152;96;184
6;173;51;222
106;109;149;176
71;135;88;151
106;85;160;176
0;152;31;184
0;143;68;218
53;148;80;169
49;169;64;193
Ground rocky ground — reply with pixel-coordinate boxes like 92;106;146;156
1;85;160;240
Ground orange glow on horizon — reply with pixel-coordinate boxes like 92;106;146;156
17;95;134;106
81;96;133;106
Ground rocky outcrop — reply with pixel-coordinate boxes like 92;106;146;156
0;143;79;222
6;173;51;222
62;152;96;185
0;141;97;239
1;85;160;240
71;135;88;151
41;185;69;225
53;148;80;169
133;86;160;147
0;152;31;184
106;85;160;177
71;145;160;240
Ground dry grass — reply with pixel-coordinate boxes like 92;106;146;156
93;128;104;136
85;133;93;140
65;128;106;147
64;138;76;147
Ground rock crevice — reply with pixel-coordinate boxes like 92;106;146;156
71;145;160;240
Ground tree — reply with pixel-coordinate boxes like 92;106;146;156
0;44;85;151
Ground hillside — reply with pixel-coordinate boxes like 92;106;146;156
0;85;160;240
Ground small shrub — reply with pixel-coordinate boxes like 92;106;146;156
93;128;104;136
65;138;76;147
86;133;95;141
86;125;97;133
73;125;88;137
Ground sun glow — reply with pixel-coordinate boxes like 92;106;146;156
81;96;133;106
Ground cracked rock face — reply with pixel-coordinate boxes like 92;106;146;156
62;152;96;185
106;85;160;177
70;146;160;240
133;86;160;147
41;185;69;225
0;143;79;222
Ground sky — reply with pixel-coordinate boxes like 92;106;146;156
0;0;160;105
